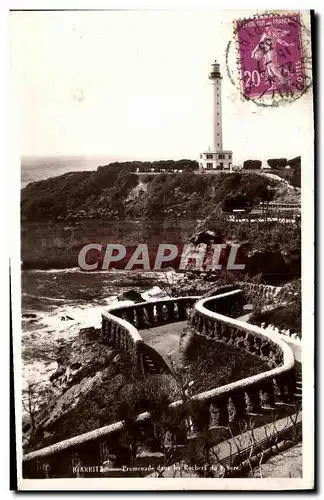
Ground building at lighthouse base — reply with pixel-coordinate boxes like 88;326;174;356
199;149;233;171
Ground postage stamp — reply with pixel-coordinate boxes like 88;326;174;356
232;12;312;105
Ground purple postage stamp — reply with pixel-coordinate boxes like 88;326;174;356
235;13;305;99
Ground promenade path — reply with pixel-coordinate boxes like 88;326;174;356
140;321;187;365
139;311;252;366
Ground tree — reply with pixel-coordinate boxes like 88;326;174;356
155;269;181;297
267;158;288;169
287;156;301;169
22;382;53;447
243;160;262;170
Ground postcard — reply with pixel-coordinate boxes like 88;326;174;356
10;7;314;491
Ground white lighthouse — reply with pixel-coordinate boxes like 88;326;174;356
199;60;233;171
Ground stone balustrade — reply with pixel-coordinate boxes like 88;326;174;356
238;282;281;303
188;290;296;429
23;288;296;479
101;296;200;371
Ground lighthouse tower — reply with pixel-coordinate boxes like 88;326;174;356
199;60;233;171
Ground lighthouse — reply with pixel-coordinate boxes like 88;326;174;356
199;60;233;171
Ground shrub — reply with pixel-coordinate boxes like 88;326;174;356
243;160;262;170
267;158;288;169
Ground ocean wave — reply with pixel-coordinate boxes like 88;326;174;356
24;267;153;275
22;292;77;303
21;282;171;396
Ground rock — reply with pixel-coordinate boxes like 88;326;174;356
189;229;223;245
23;313;37;319
49;366;66;382
117;289;144;303
79;327;99;339
61;315;74;321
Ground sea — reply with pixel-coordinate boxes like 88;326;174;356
20;157;176;406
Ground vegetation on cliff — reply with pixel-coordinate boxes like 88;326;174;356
249;279;301;336
21;162;297;221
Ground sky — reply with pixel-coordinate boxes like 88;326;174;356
10;9;313;165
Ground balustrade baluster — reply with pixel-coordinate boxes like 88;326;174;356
253;336;262;356
209;403;218;428
155;303;164;324
191;404;210;434
138;308;146;329
215;397;229;427
103;318;112;343
229;392;246;421
146;304;155;326
196;314;203;333
162;304;169;321
228;326;237;345
261;380;275;409
202;317;208;336
245;387;262;414
109;323;115;343
244;333;255;354
174;302;180;320
177;301;186;320
101;318;106;341
273;376;288;404
190;313;197;327
117;326;122;348
260;340;270;359
235;331;245;349
286;370;297;402
70;451;84;477
125;309;135;325
221;324;231;343
73;442;103;477
167;302;175;321
120;329;126;351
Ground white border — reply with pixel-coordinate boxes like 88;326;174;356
6;2;316;493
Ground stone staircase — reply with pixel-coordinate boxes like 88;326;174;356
294;372;302;403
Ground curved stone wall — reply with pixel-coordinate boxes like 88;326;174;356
238;282;281;303
189;290;295;424
23;287;296;478
101;296;200;372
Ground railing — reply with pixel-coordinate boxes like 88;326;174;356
23;289;296;479
191;290;295;405
222;212;300;224
238;282;281;303
101;296;201;372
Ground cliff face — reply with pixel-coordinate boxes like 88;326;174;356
24;327;177;454
21;169;300;283
24;327;120;451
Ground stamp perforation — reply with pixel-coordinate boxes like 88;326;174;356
227;10;312;107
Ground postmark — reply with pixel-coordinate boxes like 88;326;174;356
226;11;313;107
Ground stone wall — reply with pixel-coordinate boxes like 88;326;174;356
101;296;201;373
238;282;281;304
189;290;295;429
23;288;296;478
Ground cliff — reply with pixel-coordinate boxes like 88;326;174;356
21;164;293;222
21;167;300;281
